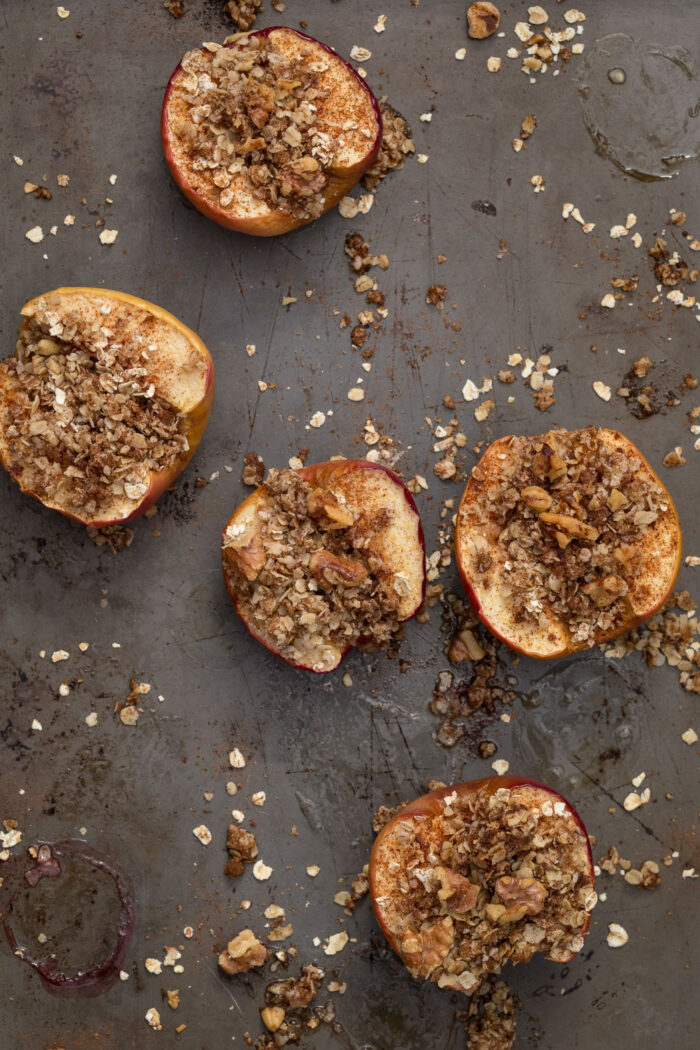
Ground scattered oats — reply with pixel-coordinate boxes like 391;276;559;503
306;865;320;877
601;294;616;309
514;21;533;42
420;112;432;122
491;759;510;775
373;15;387;33
252;791;266;807
455;48;467;60
630;231;643;248
323;931;349;956
193;825;212;846
58;683;70;697
258;380;268;392
625;212;637;229
245;343;256;356
99;229;119;245
183;926;194;938
57;173;69;186
23;181;37;193
108;173;117;185
231;809;245;822
265;904;285;919
145;1008;162;1031
229;748;246;768
240;899;252;909
57;6;70;17
347;387;365;401
474;399;495;422
338;196;360;218
288;456;303;469
164;946;181;966
25;226;44;243
253;859;273;880
623;789;650;812
50;225;58;235
487;56;502;72
13;155;24;166
528;6;549;25
226;781;238;796
631;772;646;788
119;970;130;981
592;380;612;402
51;650;69;663
513;139;524;152
682;868;698;879
350;46;372;62
681;728;698;745
571;42;584;54
31;719;42;731
530;174;546;193
610;224;628;239
145;958;163;975
85;712;98;727
562;202;574;219
607;923;628;948
309;411;326;428
564;8;585;22
280;296;297;306
417;153;429;163
507;47;521;59
685;555;700;567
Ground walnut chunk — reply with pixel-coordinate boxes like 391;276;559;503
218;929;270;975
225;824;259;878
581;575;628;608
539;512;599;542
493;876;547;923
227;534;265;582
520;485;552;512
436;867;480;915
448;627;486;662
426;284;447;309
467;2;501;39
400;918;454;977
309;550;369;587
306;488;354;528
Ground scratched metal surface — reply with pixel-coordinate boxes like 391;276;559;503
0;0;698;1047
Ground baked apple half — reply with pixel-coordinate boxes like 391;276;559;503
456;426;682;658
221;460;425;671
0;288;214;527
162;27;382;236
370;777;596;993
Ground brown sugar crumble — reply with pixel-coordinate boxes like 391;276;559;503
224;0;263;31
460;428;677;650
0;293;206;521
166;33;378;223
372;783;596;993
602;591;700;694
361;104;415;190
225;823;259;877
219;928;271;975
465;978;518;1050
222;468;406;670
426;284;447;310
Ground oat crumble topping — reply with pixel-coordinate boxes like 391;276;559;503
166;31;378;223
361;104;414;190
224;0;262;31
373;783;595;991
0;293;207;521
223;468;407;669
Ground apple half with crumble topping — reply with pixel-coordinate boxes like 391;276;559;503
455;426;682;658
162;27;382;236
369;777;596;993
221;460;426;671
0;288;214;527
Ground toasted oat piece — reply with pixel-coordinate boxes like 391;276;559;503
370;777;596;993
455;427;682;658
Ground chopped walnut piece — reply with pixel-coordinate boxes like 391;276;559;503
467;2;500;38
219;929;270;975
266;963;325;1010
225;824;258;878
242;452;265;487
662;447;685;467
494;876;547;922
437;867;480;915
426;284;447;309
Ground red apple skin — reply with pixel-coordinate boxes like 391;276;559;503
455;432;683;660
161;27;382;236
369;776;595;978
0;288;215;529
221;459;426;672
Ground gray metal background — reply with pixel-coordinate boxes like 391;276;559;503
1;1;698;1047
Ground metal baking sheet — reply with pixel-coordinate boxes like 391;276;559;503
1;1;697;1047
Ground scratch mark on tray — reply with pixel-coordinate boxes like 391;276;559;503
570;760;671;850
205;963;243;1013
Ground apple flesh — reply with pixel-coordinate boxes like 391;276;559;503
369;776;596;994
455;427;682;659
221;459;426;671
0;287;215;528
161;27;382;236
